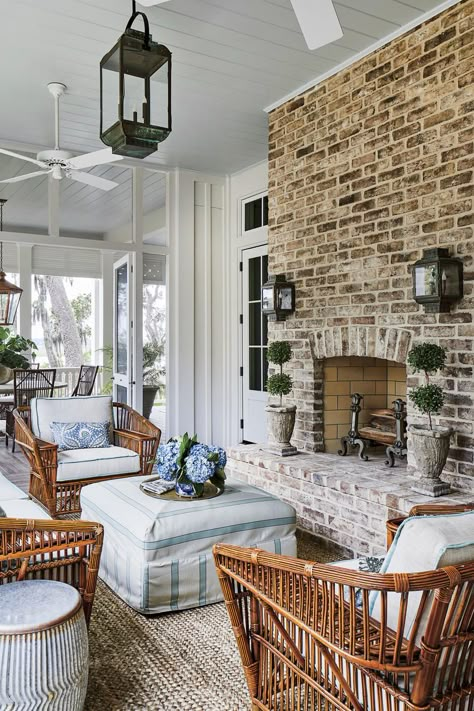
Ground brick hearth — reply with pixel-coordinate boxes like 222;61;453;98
228;445;472;557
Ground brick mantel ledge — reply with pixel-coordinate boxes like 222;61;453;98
227;445;472;558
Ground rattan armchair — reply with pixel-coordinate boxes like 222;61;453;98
214;503;474;711
14;402;161;517
0;518;103;626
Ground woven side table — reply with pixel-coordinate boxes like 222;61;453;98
0;579;89;709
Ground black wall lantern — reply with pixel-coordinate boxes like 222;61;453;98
412;248;463;313
262;274;295;322
100;0;172;159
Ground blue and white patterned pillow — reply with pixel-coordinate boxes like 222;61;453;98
50;421;111;451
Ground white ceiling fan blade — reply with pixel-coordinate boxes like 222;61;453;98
69;170;119;192
137;0;171;6
67;148;123;171
0;148;49;169
290;0;343;50
0;169;52;184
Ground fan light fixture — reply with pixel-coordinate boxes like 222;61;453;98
100;0;172;159
0;200;23;326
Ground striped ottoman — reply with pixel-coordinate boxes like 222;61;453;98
81;476;296;614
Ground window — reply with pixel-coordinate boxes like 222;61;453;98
31;275;99;368
242;193;268;233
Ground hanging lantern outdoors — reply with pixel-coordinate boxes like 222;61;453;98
0;200;22;326
100;0;172;159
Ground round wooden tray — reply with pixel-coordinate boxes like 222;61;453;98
140;477;224;501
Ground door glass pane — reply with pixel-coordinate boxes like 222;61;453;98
249;348;262;391
116;264;128;375
262;254;268;283
263;196;269;226
263;347;269;391
116;384;128;404
244;199;262;232
248;257;261;301
249;303;262;346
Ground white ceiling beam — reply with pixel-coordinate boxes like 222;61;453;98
0;230;169;255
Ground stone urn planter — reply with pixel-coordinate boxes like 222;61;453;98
409;424;453;497
266;405;297;457
0;365;13;385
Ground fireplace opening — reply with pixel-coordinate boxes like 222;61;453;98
323;357;407;455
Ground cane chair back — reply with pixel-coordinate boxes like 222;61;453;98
13;368;56;407
71;365;99;397
214;536;474;711
0;518;103;626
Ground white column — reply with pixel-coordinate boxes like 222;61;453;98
100;251;114;392
17;244;32;340
132;168;144;413
167;170;196;435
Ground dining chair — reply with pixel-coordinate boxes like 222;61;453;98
6;368;56;452
71;365;99;397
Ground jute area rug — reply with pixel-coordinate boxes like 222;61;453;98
85;532;344;711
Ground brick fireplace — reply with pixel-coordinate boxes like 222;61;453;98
266;1;473;492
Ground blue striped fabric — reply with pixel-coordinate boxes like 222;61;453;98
81;476;297;614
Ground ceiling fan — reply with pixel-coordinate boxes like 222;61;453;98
0;83;124;192
137;0;343;51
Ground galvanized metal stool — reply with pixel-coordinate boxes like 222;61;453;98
0;579;89;709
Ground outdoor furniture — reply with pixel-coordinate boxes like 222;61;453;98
0;475;103;710
5;368;56;452
72;365;99;396
80;476;296;614
14;395;161;517
214;503;474;711
0;580;89;710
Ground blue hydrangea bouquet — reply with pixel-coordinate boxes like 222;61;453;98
155;433;227;498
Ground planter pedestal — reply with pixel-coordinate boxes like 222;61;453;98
265;405;297;457
409;424;453;498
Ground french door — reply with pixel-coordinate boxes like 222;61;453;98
242;245;268;443
113;255;133;405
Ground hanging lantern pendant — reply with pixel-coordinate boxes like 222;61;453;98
0;200;23;326
100;0;172;159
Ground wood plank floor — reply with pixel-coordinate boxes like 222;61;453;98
0;438;29;491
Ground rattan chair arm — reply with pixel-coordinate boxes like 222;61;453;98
214;544;474;592
113;428;156;442
408;503;474;516
113;402;161;438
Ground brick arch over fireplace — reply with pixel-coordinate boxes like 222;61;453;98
309;326;413;365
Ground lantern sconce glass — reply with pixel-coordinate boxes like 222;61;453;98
262;274;295;322
412;248;463;313
100;0;172;159
0;199;23;327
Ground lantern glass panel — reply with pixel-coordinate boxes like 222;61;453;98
124;73;146;122
278;287;293;311
441;262;460;296
101;45;120;131
150;62;170;129
415;263;438;297
262;287;274;312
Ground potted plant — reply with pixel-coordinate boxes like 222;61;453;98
143;339;166;420
0;327;37;384
155;433;226;498
266;340;297;456
407;342;452;497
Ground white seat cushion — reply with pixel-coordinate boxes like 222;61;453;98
1;499;52;519
371;511;474;641
30;395;113;443
0;473;29;501
57;446;141;482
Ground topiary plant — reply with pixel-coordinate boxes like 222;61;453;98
407;342;447;430
266;341;293;406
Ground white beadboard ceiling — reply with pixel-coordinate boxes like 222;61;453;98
0;0;454;235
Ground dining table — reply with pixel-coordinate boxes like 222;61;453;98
0;382;69;396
